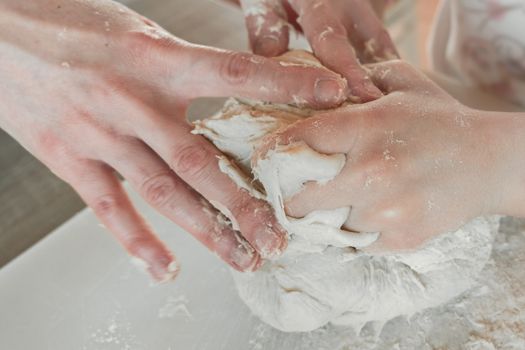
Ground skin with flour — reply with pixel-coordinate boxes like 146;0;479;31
237;0;398;101
266;60;525;252
193;52;501;332
0;0;353;280
241;0;525;252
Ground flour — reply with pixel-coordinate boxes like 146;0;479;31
192;51;499;332
216;156;265;200
240;0;287;37
158;295;192;320
89;310;136;349
130;257;178;284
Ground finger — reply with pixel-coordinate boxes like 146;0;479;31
338;0;399;63
64;160;178;282
365;60;442;93
284;143;403;221
281;1;301;32
240;0;290;57
135;115;288;259
101;138;261;272
250;110;364;218
285;172;404;236
283;162;365;219
172;44;348;109
254;105;367;162
288;0;382;102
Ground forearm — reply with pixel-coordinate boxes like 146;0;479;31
474;108;525;217
427;70;525;218
426;70;523;113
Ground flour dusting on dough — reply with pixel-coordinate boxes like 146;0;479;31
192;51;498;333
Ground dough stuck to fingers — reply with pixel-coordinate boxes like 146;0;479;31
192;51;499;332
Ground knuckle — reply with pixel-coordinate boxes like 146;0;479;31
141;173;178;207
91;194;122;219
173;143;212;181
388;59;411;72
125;232;156;255
50;158;90;186
226;191;269;230
122;29;180;66
313;25;347;49
371;59;405;74
220;52;256;85
226;191;254;219
99;72;129;97
122;31;156;64
34;130;60;152
33;130;71;160
202;224;229;247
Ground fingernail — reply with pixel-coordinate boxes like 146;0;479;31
254;35;282;57
158;261;179;283
130;256;150;274
230;231;261;271
130;256;179;283
365;80;383;98
231;243;261;271
253;224;287;259
349;80;383;103
314;77;346;107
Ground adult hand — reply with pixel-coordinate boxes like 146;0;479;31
239;0;399;102
257;60;525;251
0;0;348;281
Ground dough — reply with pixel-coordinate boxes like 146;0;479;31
192;51;499;332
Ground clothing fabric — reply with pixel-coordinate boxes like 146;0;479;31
429;0;525;106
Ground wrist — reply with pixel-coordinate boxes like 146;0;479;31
475;108;525;217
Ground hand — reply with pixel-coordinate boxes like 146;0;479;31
257;60;525;251
0;0;348;281
239;0;399;102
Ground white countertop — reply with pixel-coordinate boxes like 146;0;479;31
1;185;524;349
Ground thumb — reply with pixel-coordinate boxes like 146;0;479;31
176;44;348;109
240;0;290;57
